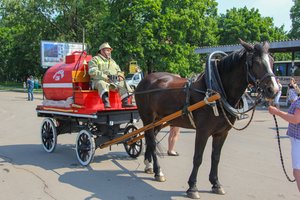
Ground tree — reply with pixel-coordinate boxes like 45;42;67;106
0;1;47;81
101;0;219;77
218;7;287;45
0;0;109;82
289;0;300;38
2;0;291;82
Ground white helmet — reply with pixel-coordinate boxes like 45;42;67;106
99;42;113;51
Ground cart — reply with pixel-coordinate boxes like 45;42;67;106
36;90;143;166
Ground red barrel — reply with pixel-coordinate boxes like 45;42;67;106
43;52;92;100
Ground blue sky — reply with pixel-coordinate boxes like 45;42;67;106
216;0;294;32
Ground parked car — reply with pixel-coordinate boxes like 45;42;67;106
125;72;143;89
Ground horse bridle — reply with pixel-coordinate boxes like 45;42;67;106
245;52;276;92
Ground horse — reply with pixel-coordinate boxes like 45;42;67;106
134;39;279;199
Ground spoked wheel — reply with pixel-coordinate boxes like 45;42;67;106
76;129;95;166
123;125;143;158
41;118;57;153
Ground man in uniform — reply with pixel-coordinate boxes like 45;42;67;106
88;42;134;108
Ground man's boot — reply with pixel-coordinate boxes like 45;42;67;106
122;97;135;107
102;93;111;108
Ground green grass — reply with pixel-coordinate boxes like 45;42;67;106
0;82;23;88
0;82;42;93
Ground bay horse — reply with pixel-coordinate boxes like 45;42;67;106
134;39;279;199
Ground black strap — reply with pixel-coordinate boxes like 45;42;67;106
182;79;192;115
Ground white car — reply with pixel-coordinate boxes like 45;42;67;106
125;72;143;89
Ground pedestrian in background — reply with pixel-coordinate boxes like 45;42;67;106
274;78;282;108
27;75;34;101
23;81;26;92
167;126;180;156
268;102;300;192
288;77;299;104
34;78;39;89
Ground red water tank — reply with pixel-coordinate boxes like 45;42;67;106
43;51;92;100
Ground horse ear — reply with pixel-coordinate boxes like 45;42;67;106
238;38;253;51
262;41;270;52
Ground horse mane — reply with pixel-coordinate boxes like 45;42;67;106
217;48;246;73
217;42;266;74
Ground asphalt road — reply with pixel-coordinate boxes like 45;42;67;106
0;91;300;200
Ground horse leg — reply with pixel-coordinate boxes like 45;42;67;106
144;129;166;182
151;127;166;182
151;136;166;182
209;132;228;195
144;130;154;174
187;131;210;199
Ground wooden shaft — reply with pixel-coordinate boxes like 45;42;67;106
100;93;220;149
126;121;170;145
126;134;145;145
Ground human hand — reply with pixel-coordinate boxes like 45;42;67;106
117;72;125;81
118;75;125;81
268;105;279;115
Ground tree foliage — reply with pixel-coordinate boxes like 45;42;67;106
218;7;287;45
0;0;291;82
101;0;219;76
289;0;300;38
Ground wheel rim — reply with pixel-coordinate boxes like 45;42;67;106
76;130;95;166
41;118;57;153
124;125;143;158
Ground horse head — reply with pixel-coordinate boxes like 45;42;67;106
239;39;279;99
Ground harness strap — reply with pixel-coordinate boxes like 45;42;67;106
182;79;196;129
184;80;191;107
204;95;219;116
187;112;196;129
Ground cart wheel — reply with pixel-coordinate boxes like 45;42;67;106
76;129;95;166
41;118;57;153
123;125;143;158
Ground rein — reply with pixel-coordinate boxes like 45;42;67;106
219;100;256;131
132;87;187;95
272;114;296;182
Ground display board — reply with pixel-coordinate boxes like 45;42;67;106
41;41;86;68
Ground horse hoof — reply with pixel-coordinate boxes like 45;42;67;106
155;175;166;182
144;168;154;174
186;190;200;199
212;186;226;195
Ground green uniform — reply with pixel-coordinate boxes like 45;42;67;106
88;54;132;99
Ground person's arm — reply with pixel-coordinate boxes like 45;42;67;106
88;57;108;80
113;62;124;80
269;106;300;124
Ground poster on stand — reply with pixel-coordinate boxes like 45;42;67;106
41;41;86;68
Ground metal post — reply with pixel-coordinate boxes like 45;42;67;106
82;28;85;51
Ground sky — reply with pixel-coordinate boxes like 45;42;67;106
216;0;294;32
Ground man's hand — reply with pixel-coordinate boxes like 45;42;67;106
117;72;125;81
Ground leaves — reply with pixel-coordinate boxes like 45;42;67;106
218;7;287;45
289;0;300;38
0;0;292;82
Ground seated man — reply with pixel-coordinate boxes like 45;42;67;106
88;42;134;108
